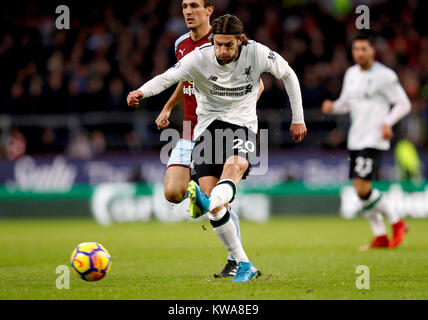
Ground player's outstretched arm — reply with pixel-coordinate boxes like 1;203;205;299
127;51;197;109
155;82;185;130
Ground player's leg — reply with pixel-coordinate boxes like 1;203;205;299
354;178;389;248
353;178;397;223
364;186;408;249
195;175;242;278
359;209;389;251
188;166;248;277
189;153;245;213
187;174;217;218
364;182;408;249
224;207;241;272
164;166;190;203
207;155;259;282
350;149;388;247
208;156;247;213
189;121;258;281
350;149;407;249
198;176;219;196
164;139;194;203
354;177;408;249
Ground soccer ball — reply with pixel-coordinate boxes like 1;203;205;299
70;242;112;281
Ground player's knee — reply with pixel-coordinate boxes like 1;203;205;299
164;187;186;204
224;161;248;177
164;192;182;204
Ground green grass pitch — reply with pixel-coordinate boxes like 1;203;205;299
0;216;427;300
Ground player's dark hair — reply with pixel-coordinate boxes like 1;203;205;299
203;0;214;7
211;14;249;45
353;32;375;47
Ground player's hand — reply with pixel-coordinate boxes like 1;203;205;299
155;108;171;130
321;100;334;114
127;90;144;108
290;123;307;143
382;123;393;140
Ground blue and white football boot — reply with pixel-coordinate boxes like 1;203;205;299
232;261;261;282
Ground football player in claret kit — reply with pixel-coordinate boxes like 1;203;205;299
322;33;411;250
127;14;306;281
154;0;264;279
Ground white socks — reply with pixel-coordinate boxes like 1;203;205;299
209;208;250;263
209;207;249;263
209;180;236;212
361;189;399;225
208;179;248;263
364;209;387;236
228;208;242;261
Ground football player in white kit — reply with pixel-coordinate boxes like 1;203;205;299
322;33;411;250
154;0;265;279
127;14;307;281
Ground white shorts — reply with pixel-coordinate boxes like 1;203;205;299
167;139;195;168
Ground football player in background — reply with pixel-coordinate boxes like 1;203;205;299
321;33;411;250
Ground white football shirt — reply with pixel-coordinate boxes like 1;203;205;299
332;61;411;150
138;40;304;139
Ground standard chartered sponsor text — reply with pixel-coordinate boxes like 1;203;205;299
210;84;252;97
